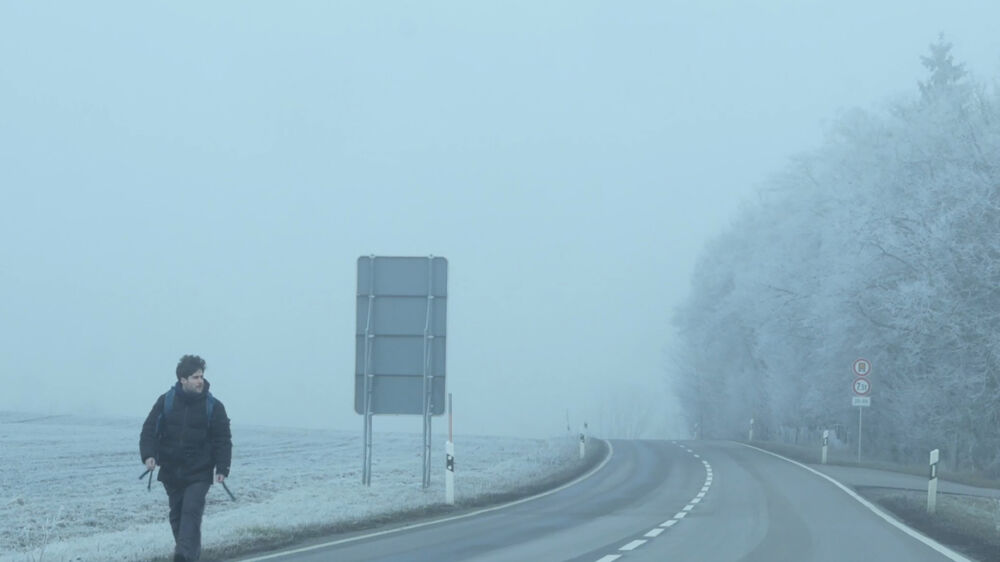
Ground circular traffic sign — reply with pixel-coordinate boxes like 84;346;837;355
853;377;872;396
853;358;871;377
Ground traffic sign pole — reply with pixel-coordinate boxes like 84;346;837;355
857;406;863;464
851;359;872;464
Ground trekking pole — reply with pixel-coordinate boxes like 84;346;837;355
221;480;237;502
139;468;154;491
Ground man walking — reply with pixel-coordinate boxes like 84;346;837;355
140;355;232;562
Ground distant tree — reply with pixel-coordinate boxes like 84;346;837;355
918;34;968;102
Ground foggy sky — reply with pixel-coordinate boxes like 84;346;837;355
2;1;999;438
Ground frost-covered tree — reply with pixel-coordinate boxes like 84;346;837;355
672;39;1000;475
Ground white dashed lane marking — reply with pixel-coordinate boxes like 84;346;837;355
593;442;712;561
620;540;647;551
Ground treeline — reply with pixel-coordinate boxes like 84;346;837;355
673;39;1000;476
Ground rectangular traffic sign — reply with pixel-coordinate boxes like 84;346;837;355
355;256;448;415
852;396;871;407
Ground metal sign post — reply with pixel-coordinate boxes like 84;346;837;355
852;359;871;465
356;256;448;487
361;258;376;486
421;261;438;489
857;407;863;464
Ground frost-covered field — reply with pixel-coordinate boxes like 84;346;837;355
0;412;581;562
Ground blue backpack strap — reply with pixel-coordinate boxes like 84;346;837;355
165;387;176;413
156;388;214;433
156;387;176;437
205;392;215;428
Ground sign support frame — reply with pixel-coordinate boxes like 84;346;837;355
421;256;436;489
356;255;448;488
362;256;376;486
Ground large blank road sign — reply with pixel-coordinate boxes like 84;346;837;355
355;256;447;415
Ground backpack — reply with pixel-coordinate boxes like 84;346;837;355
155;387;216;437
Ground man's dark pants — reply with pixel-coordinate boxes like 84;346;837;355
163;480;211;561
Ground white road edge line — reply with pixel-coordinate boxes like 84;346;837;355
645;528;665;538
620;540;647;551
238;441;617;561
738;442;973;562
594;556;621;562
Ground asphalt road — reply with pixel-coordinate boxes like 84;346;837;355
238;440;971;562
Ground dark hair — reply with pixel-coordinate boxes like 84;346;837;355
176;355;206;380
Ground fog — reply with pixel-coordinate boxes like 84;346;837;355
2;2;998;438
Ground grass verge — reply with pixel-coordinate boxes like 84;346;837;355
861;487;1000;562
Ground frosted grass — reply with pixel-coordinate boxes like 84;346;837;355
0;412;581;562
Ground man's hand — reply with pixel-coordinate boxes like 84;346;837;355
144;458;156;471
216;473;226;483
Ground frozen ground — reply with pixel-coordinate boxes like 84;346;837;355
0;411;583;562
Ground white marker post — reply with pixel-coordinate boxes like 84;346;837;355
445;393;454;505
927;448;939;515
822;430;829;465
579;432;586;459
749;417;754;442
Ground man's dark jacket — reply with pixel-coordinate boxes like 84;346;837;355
140;380;232;484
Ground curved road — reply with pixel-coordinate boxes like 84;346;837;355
238;440;970;562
